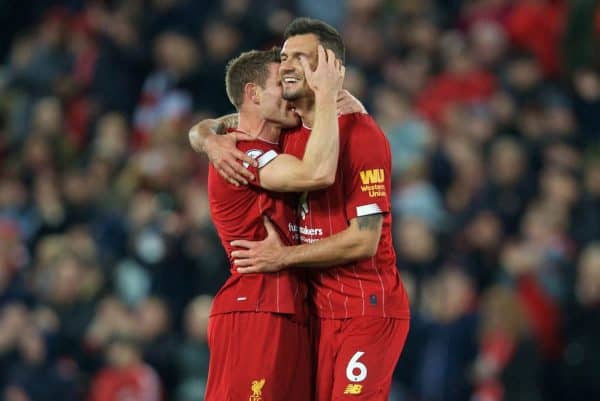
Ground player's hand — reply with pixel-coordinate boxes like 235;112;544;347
336;89;367;115
231;217;287;273
300;45;345;99
204;132;256;186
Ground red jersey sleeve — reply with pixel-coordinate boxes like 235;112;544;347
236;141;279;188
341;115;392;220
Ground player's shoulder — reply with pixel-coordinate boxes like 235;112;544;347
236;140;280;170
340;113;388;146
340;113;383;134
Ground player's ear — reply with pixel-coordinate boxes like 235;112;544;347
244;83;259;105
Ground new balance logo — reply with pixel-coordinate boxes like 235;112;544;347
359;169;384;185
344;384;363;395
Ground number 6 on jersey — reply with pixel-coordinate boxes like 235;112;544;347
346;351;367;382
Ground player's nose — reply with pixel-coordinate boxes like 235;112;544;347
280;60;295;73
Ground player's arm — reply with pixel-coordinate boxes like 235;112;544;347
258;46;345;192
188;114;257;185
231;214;382;272
233;115;391;272
336;89;367;115
189;90;362;188
188;113;237;151
284;214;383;266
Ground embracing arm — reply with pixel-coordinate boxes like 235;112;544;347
187;90;363;188
283;214;382;267
188;114;258;185
232;214;383;273
259;93;338;192
188;113;238;152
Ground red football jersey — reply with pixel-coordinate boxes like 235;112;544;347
282;113;410;319
208;138;306;317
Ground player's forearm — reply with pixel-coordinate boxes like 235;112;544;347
260;154;334;191
188;114;239;153
301;93;339;185
283;231;372;268
259;94;338;191
188;121;216;153
282;218;380;268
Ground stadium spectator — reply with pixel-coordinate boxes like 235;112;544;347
87;335;161;401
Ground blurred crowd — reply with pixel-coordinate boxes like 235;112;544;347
0;0;599;401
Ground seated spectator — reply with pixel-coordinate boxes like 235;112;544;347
88;335;161;401
471;286;542;401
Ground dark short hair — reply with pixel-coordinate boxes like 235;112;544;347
225;47;281;110
284;17;345;63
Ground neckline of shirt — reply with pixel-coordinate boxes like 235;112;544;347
231;128;279;144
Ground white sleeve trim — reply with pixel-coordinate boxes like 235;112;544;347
257;149;278;168
356;203;383;216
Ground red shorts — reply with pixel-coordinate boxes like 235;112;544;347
205;311;312;401
312;316;409;401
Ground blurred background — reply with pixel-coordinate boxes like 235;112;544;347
0;0;599;400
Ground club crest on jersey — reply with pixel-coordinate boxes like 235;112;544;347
298;191;309;220
343;384;363;395
243;149;263;168
249;378;265;401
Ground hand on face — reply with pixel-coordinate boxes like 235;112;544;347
300;45;345;99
